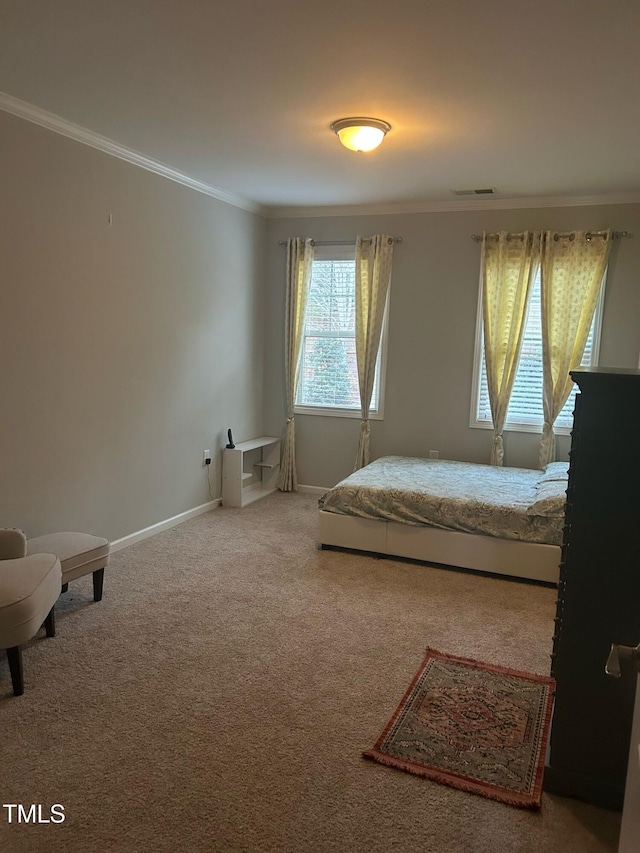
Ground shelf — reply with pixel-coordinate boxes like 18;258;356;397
240;484;277;506
222;436;281;508
232;436;280;452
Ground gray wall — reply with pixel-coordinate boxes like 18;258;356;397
4;107;638;536
265;204;640;489
0;111;266;540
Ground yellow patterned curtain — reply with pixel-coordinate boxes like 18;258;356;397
539;230;611;467
482;231;540;465
353;235;394;471
277;238;315;492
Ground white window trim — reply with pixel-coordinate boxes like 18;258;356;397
294;244;390;420
469;269;607;435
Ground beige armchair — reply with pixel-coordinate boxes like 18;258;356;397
0;529;61;696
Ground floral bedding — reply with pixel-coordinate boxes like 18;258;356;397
318;455;569;545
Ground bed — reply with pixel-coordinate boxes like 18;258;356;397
318;455;569;584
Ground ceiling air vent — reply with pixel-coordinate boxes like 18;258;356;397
452;188;496;196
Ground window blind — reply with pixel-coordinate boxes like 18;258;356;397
477;269;596;430
296;257;382;411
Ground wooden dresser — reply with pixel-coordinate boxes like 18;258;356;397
544;367;640;809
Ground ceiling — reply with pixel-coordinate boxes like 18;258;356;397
2;0;640;216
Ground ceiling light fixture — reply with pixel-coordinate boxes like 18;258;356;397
331;117;391;152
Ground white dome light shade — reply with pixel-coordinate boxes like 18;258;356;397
331;118;391;152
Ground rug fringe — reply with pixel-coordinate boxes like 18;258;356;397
423;647;556;688
363;749;542;809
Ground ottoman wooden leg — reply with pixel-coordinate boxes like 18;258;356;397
44;606;56;638
7;646;24;696
61;583;69;593
93;568;105;602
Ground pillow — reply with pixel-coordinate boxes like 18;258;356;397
528;479;568;517
538;461;570;485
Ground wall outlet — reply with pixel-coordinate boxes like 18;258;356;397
203;450;211;464
429;450;439;459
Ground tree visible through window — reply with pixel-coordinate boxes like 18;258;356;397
295;248;385;415
306;336;353;405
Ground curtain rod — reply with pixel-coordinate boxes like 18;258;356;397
277;237;402;245
471;230;629;242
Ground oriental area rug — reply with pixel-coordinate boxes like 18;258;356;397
363;648;555;809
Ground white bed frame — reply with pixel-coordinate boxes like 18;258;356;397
318;510;560;584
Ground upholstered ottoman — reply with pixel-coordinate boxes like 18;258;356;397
0;552;61;695
28;532;110;602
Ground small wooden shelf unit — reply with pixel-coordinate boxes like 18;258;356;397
222;436;281;507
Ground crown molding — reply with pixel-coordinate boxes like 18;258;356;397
0;91;265;216
265;191;640;219
3;91;639;220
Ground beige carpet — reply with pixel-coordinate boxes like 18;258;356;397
0;493;620;852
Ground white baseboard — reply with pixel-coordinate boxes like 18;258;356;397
297;484;329;496
110;499;220;552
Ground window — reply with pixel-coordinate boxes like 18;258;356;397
295;245;388;418
470;267;606;434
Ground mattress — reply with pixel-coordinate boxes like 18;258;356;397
318;456;569;546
